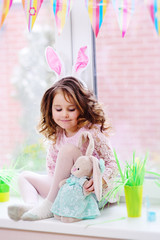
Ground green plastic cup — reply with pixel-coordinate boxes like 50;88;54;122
124;185;143;217
0;182;10;202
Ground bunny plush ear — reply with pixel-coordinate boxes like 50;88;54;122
90;156;102;201
45;46;65;79
72;46;89;76
78;132;94;156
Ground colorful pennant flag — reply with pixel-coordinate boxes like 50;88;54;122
145;0;160;35
0;0;13;28
22;0;44;31
51;0;73;35
111;0;137;37
84;0;110;37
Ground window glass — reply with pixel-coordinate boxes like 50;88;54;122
0;0;55;171
0;0;94;173
96;3;160;171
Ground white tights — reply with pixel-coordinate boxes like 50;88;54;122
8;144;82;221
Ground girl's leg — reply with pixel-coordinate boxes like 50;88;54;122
8;172;52;221
22;144;82;221
18;171;52;203
47;144;82;202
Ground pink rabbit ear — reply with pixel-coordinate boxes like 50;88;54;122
74;46;89;73
45;46;63;76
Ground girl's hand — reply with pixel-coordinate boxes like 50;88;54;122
83;178;94;193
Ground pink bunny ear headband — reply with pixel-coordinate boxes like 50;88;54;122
45;46;89;88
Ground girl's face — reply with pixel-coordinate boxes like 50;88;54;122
52;90;80;137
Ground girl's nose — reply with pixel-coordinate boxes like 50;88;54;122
63;111;69;118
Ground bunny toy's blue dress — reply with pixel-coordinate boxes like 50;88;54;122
51;175;100;219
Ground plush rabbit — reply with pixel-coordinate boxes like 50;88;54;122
51;132;104;223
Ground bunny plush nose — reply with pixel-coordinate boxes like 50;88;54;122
72;167;77;172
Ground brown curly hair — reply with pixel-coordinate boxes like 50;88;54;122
37;77;112;142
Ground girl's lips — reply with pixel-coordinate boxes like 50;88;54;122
60;120;71;122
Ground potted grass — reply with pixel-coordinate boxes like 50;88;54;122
0;160;20;202
101;151;148;218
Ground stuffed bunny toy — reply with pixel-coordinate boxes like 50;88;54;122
51;132;104;223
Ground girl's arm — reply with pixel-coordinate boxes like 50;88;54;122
91;127;118;201
46;142;59;176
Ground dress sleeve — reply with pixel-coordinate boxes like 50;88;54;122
46;142;59;176
91;127;119;203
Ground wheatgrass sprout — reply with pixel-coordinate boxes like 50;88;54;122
0;159;24;193
100;151;148;207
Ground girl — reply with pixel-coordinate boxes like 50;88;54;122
8;77;118;221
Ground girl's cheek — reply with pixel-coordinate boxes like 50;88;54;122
52;111;58;119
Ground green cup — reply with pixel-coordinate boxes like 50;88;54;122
0;182;10;202
124;185;143;217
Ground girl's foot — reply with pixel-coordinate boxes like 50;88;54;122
21;199;53;221
8;204;34;221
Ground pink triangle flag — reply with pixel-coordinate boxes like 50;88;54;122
22;0;44;31
0;0;13;28
111;0;137;37
84;0;110;37
145;0;160;35
51;0;73;35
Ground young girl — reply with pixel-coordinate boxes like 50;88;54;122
8;76;118;221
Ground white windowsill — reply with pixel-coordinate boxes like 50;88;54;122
0;194;160;240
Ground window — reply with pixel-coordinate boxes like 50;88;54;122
0;0;95;172
1;0;160;176
0;0;56;171
94;2;160;172
70;1;160;174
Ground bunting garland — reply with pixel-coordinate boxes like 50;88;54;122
22;0;44;31
1;0;160;38
145;0;160;35
51;0;73;34
111;0;136;37
0;0;13;28
84;0;109;37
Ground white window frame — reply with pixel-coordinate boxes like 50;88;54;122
55;0;97;94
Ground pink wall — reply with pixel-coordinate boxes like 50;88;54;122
96;3;160;168
0;5;26;166
0;3;53;166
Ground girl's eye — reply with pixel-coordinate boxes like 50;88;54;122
55;108;75;112
56;109;62;112
69;109;75;112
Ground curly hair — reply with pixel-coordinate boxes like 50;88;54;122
37;77;112;142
